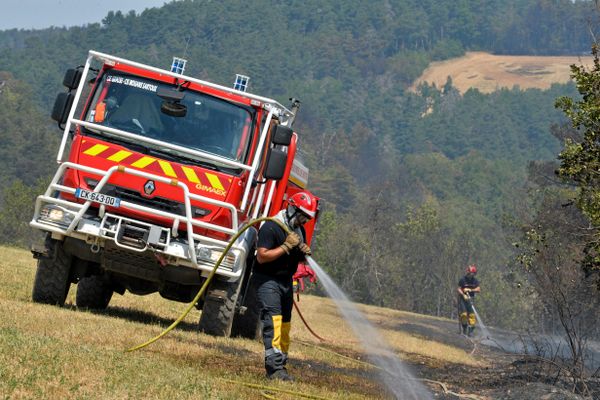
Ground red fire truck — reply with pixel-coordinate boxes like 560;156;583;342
30;50;319;338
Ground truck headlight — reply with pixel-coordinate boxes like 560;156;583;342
196;246;213;262
196;245;240;271
39;205;75;227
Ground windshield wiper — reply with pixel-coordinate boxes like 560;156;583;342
85;131;150;154
84;129;236;174
147;148;235;173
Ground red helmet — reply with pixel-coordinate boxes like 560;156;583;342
466;264;477;274
288;192;317;219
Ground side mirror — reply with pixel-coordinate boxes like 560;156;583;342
51;92;75;125
62;68;82;90
271;125;293;146
263;148;287;180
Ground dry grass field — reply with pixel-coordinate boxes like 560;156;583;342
0;245;489;399
411;51;594;94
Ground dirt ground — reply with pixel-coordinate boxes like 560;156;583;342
2;243;595;399
410;51;594;94
398;312;595;399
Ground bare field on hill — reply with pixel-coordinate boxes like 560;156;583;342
0;245;588;399
411;52;594;94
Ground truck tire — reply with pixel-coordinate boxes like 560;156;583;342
32;241;72;306
231;278;262;340
76;275;113;309
198;279;241;337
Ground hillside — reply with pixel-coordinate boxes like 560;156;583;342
411;52;594;94
1;246;592;399
0;1;598;377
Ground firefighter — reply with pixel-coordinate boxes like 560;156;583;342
253;192;316;381
457;264;480;336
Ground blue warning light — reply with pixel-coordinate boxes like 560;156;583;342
171;57;187;74
234;74;250;92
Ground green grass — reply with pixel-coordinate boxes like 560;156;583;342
0;245;481;399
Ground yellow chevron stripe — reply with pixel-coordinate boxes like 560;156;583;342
131;156;156;168
181;166;200;183
84;144;109;156
158;160;177;178
107;150;132;162
206;173;224;190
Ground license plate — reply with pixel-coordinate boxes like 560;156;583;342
75;188;121;207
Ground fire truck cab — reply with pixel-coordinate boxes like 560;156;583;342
30;50;318;338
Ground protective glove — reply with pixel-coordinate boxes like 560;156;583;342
298;242;312;256
463;294;471;301
280;232;301;254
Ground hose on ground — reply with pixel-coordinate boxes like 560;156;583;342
293;300;327;342
125;217;480;399
127;216;290;352
220;378;329;400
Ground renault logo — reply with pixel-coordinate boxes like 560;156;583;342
143;180;155;196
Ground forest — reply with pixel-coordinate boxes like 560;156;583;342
0;0;599;338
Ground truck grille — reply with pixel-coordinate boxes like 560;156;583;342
103;243;162;282
114;186;183;214
89;182;210;217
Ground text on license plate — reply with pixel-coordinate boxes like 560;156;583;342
75;188;121;207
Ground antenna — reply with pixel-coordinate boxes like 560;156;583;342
182;35;191;59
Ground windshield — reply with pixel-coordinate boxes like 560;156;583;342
84;71;255;167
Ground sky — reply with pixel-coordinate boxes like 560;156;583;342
0;0;174;30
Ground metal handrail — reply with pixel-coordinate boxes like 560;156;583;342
56;49;283;216
89;50;293;118
38;161;242;265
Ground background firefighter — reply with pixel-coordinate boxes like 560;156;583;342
457;264;480;336
252;192;317;381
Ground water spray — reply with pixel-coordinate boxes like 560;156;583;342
306;256;434;400
127;217;433;399
472;305;493;343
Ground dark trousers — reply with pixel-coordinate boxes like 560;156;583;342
255;274;293;376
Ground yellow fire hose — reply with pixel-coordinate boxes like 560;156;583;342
127;216;290;352
125;216;481;399
127;216;337;399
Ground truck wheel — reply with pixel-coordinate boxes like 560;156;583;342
231;278;262;340
32;241;72;306
198;279;241;337
76;275;113;309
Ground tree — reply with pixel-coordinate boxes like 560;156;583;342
0;178;49;247
513;159;600;396
555;45;600;288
